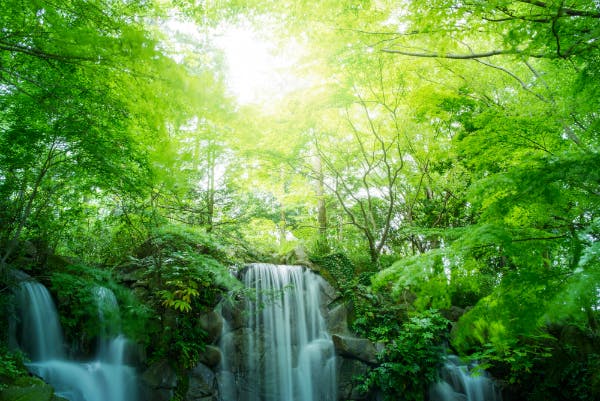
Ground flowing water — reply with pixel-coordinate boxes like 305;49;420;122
430;355;502;401
219;263;337;401
12;280;138;401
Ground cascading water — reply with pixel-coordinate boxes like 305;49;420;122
429;355;502;401
219;263;337;401
12;280;138;401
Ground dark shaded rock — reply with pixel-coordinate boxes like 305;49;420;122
336;357;371;400
198;345;222;368
142;359;177;389
332;334;379;364
139;387;173;401
197;311;223;344
220;297;245;331
186;363;217;401
429;382;468;401
440;306;465;322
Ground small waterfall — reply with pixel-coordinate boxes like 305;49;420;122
13;281;65;361
430;355;502;401
12;280;138;401
219;263;337;401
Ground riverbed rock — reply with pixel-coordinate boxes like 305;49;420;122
332;334;379;364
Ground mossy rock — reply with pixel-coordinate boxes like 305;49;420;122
0;376;67;401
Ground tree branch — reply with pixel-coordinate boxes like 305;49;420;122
380;48;547;58
517;0;600;18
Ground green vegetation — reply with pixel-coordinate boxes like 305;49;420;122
1;0;599;400
359;310;450;401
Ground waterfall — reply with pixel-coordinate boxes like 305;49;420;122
430;355;502;401
13;281;65;361
12;280;138;401
219;263;337;401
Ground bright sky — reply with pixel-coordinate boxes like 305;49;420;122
163;15;312;105
214;21;311;104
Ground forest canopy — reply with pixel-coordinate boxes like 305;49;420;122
1;0;599;399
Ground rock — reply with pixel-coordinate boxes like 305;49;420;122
139;387;173;401
0;377;67;401
336;357;372;400
440;306;465;322
197;311;223;344
319;276;339;305
198;345;222;368
284;246;312;267
429;382;468;401
142;359;177;390
332;334;379;365
325;303;350;335
186;363;217;401
220;298;245;331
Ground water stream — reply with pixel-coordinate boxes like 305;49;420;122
12;280;138;401
430;355;502;401
219;263;337;401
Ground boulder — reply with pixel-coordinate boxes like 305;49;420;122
336;357;372;400
325;303;350;335
142;359;177;390
197;311;223;344
440;306;465;322
332;334;379;365
220;298;245;331
318;277;339;305
0;377;68;401
186;363;217;401
284;246;312;267
198;345;222;368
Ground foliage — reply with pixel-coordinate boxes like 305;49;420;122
128;224;238;369
0;0;598;396
468;329;600;401
358;310;450;401
310;253;356;288
0;347;27;391
50;263;133;354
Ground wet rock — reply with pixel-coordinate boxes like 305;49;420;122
197;311;223;344
142;358;177;390
0;377;68;401
186;363;217;401
198;345;222;368
220;297;245;331
325;303;350;335
336;357;371;400
332;334;379;364
139;387;173;401
319;276;339;305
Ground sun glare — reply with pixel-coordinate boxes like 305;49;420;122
214;22;310;105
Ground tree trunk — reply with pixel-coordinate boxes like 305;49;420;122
313;153;328;253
